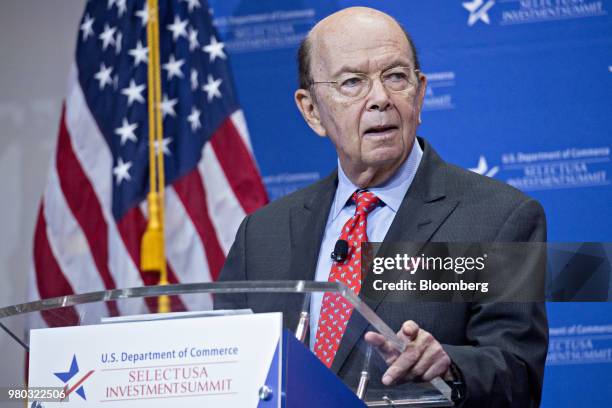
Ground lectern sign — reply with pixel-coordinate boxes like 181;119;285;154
28;313;282;407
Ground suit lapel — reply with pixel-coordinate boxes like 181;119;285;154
288;172;338;282
331;139;460;374
281;173;337;332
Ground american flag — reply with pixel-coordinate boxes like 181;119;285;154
30;0;267;324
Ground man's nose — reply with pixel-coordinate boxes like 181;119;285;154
366;77;391;111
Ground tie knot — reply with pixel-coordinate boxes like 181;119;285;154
352;190;380;216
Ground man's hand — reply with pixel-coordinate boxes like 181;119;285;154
364;320;452;385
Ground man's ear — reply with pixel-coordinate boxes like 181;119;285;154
415;73;427;123
295;88;326;137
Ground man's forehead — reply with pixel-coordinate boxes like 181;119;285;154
309;8;412;72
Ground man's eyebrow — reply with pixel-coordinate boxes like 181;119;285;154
330;59;415;77
330;65;367;77
382;59;414;71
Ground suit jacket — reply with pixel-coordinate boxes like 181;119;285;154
218;138;548;407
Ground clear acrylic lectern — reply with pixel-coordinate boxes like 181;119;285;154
0;281;453;407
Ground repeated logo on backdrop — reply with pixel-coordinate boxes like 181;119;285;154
463;0;608;27
263;172;321;200
463;0;496;26
547;324;612;366
213;8;317;53
423;71;456;111
469;146;610;192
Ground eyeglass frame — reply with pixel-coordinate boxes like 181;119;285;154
308;66;422;100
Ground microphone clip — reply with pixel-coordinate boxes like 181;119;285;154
331;239;349;263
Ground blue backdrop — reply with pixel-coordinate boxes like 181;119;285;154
208;1;612;406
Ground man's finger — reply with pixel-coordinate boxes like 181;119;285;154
400;320;420;341
422;355;451;382
364;331;386;347
381;342;424;385
405;337;444;381
364;331;400;363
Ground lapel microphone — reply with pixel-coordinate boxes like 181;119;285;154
331;239;349;262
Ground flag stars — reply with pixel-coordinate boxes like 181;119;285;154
80;14;95;41
135;2;149;25
99;24;117;50
190;69;198;90
159;94;178;118
116;0;127;17
188;27;200;51
182;0;201;12
154;137;173;156
187;107;201;131
128;41;148;66
94;63;113;89
114;118;138;145
113;157;132;185
167;16;188;41
162;55;185;80
202;36;226;62
202;74;222;102
121;79;145;106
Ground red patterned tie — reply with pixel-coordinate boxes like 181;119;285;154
314;190;380;368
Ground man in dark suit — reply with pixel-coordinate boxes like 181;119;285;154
218;6;547;407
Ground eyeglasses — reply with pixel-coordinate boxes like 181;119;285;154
311;66;420;100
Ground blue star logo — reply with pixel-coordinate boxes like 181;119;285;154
54;355;93;401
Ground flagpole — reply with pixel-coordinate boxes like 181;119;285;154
152;0;170;313
141;0;170;313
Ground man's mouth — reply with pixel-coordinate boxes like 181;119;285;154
363;125;399;136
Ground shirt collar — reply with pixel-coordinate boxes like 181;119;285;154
332;139;423;220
